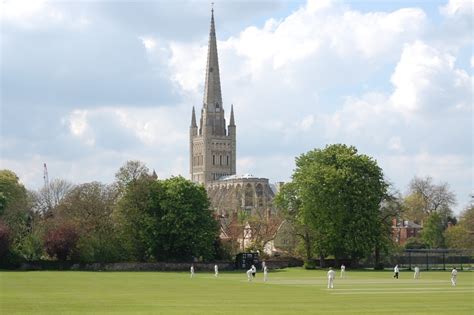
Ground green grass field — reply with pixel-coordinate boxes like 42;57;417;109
1;268;473;314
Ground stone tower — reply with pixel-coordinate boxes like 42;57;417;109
190;8;236;185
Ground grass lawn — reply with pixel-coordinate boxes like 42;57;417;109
1;268;473;314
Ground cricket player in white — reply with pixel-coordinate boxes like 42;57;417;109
246;268;253;282
263;266;268;282
451;267;457;286
262;260;266;271
190;265;195;278
340;264;346;278
414;266;420;279
327;267;336;289
251;265;256;278
214;264;218;278
393;265;399;279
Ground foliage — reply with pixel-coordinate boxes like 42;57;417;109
53;182;124;262
421;213;445;248
154;176;218;260
292;144;388;263
116;176;218;261
43;221;80;261
274;182;317;261
404;237;428;249
0;170;28;216
403;176;456;226
31;179;74;215
0;220;11;259
115;160;150;194
444;204;474;249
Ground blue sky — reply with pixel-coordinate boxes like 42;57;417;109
1;0;472;214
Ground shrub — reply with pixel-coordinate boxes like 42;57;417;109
304;259;317;270
43;222;79;261
0;220;11;259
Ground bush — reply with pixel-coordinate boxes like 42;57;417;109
0;220;11;259
17;232;43;261
43;222;79;261
304;259;317;270
76;232;126;263
404;237;428;250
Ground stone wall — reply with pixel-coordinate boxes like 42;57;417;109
15;259;302;271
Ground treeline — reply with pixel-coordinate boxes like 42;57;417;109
1;144;472;268
274;144;473;268
0;161;220;266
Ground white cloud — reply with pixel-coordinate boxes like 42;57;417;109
390;41;471;116
439;0;473;17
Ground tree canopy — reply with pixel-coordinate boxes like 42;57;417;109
290;144;388;263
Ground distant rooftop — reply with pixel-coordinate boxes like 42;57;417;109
219;174;257;180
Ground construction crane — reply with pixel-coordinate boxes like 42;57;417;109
43;163;50;188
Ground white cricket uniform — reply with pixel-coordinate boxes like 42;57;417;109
190;266;194;278
262;261;266;271
327;270;336;289
263;266;268;282
414;267;420;279
394;265;399;279
251;265;256;278
451;269;457;286
214;265;218;277
247;269;253;281
340;265;345;278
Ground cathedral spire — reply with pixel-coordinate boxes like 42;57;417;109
191;106;197;127
229;104;235;126
203;6;222;111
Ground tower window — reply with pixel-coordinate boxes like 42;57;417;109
219;155;222;165
227;155;229;165
213;155;215;165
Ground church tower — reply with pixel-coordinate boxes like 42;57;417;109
190;8;236;185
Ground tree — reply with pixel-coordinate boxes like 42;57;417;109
404;176;456;225
116;176;218;261
0;170;33;260
291;144;388;264
0;170;28;217
444;203;474;249
115;160;150;193
0;221;11;260
32;179;74;215
374;186;403;268
43;221;79;261
154;176;218;260
54;182;124;262
421;213;445;248
274;182;317;261
246;209;283;253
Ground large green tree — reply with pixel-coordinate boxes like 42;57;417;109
116;175;218;261
0;170;32;260
292;144;388;264
274;182;318;261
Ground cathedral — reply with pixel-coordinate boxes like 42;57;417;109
189;9;277;218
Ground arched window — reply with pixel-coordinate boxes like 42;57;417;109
213;155;215;165
244;183;254;208
256;184;264;207
226;155;229;165
219;155;222;165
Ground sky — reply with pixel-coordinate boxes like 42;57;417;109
1;0;472;214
